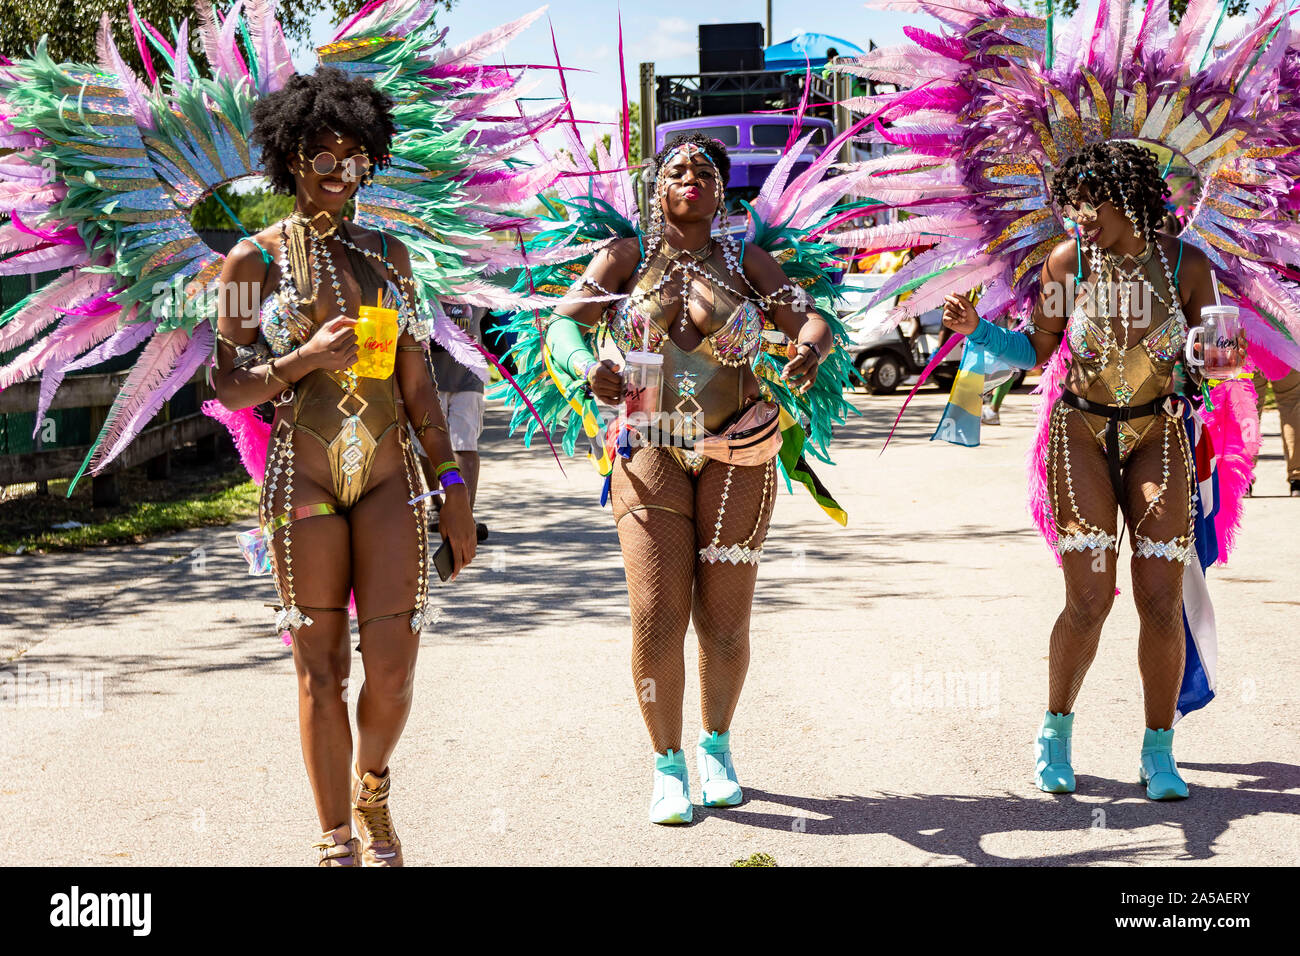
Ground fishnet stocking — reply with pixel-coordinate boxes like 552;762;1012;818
612;447;696;754
1046;407;1192;727
693;460;776;733
1047;406;1118;715
1125;416;1192;730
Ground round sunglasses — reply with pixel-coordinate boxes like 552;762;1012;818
1062;200;1109;223
298;148;372;182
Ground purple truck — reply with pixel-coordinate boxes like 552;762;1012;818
655;114;835;202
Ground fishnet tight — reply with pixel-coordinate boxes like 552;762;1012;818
1047;406;1190;729
611;447;776;753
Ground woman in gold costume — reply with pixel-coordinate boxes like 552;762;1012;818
544;133;834;824
213;68;477;865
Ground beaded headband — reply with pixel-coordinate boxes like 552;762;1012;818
643;140;723;185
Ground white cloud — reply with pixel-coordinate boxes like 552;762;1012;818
657;17;693;35
570;100;622;124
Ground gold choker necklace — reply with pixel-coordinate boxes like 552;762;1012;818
666;238;712;261
290;209;342;239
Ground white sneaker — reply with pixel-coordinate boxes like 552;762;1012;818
981;406;1000;425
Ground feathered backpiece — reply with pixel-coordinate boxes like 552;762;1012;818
824;0;1300;369
0;0;560;492
827;0;1299;550
492;38;873;518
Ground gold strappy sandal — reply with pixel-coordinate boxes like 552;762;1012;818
352;767;403;867
313;823;361;867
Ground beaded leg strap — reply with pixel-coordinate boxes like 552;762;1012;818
699;458;774;565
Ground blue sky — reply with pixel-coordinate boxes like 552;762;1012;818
296;1;931;131
293;1;1264;140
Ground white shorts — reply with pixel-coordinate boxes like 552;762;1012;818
437;391;485;452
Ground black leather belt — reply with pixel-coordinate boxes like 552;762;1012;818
1058;390;1168;544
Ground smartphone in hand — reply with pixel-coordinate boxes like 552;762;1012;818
432;538;456;582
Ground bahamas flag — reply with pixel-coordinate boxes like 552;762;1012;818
931;338;1017;446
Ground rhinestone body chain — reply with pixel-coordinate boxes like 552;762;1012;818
699;458;774;565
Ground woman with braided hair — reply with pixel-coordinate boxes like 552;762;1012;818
543;132;834;823
942;140;1232;800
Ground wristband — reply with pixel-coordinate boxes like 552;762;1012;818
797;341;823;363
435;460;460;478
440;469;465;489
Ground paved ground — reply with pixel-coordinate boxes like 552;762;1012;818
2;386;1297;866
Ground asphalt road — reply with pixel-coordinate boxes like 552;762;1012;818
2;386;1297;866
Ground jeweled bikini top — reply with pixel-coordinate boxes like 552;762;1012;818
605;244;764;368
1064;240;1187;408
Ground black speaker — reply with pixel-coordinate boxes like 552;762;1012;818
699;22;764;75
700;48;765;73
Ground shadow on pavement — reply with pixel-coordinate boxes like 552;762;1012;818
715;772;1300;864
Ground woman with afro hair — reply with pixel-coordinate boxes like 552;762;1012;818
213;67;478;865
542;132;834;824
941;140;1236;801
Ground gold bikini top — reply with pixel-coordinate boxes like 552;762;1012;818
605;245;765;366
605;245;766;434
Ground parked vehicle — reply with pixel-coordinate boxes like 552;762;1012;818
656;114;835;204
837;271;959;395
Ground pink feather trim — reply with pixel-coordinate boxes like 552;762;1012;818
201;400;271;485
1204;377;1260;562
1027;337;1073;562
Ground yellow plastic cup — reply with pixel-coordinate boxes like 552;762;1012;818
353;291;399;379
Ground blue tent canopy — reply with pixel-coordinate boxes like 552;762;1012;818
764;33;865;71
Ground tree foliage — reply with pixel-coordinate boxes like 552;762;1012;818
0;0;455;72
189;181;294;232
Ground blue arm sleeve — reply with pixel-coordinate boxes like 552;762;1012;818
967;318;1037;369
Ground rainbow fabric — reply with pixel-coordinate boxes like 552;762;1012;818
930;339;1016;447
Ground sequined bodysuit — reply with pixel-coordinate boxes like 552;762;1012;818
260;242;402;508
1062;243;1187;462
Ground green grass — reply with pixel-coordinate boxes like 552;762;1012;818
0;477;259;555
730;852;777;868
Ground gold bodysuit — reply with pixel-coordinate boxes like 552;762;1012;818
1063;242;1187;462
252;237;432;634
260;242;404;508
605;244;766;473
1048;238;1197;563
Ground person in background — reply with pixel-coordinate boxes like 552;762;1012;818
426;300;490;538
1250;362;1300;496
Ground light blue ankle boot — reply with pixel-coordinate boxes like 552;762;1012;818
1140;727;1189;800
650;749;693;824
1035;710;1076;793
697;730;743;807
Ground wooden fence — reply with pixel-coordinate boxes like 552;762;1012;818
0;371;222;506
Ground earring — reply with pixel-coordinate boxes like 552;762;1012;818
1122;197;1141;240
648;178;665;244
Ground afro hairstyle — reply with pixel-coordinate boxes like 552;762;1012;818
250;67;397;194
